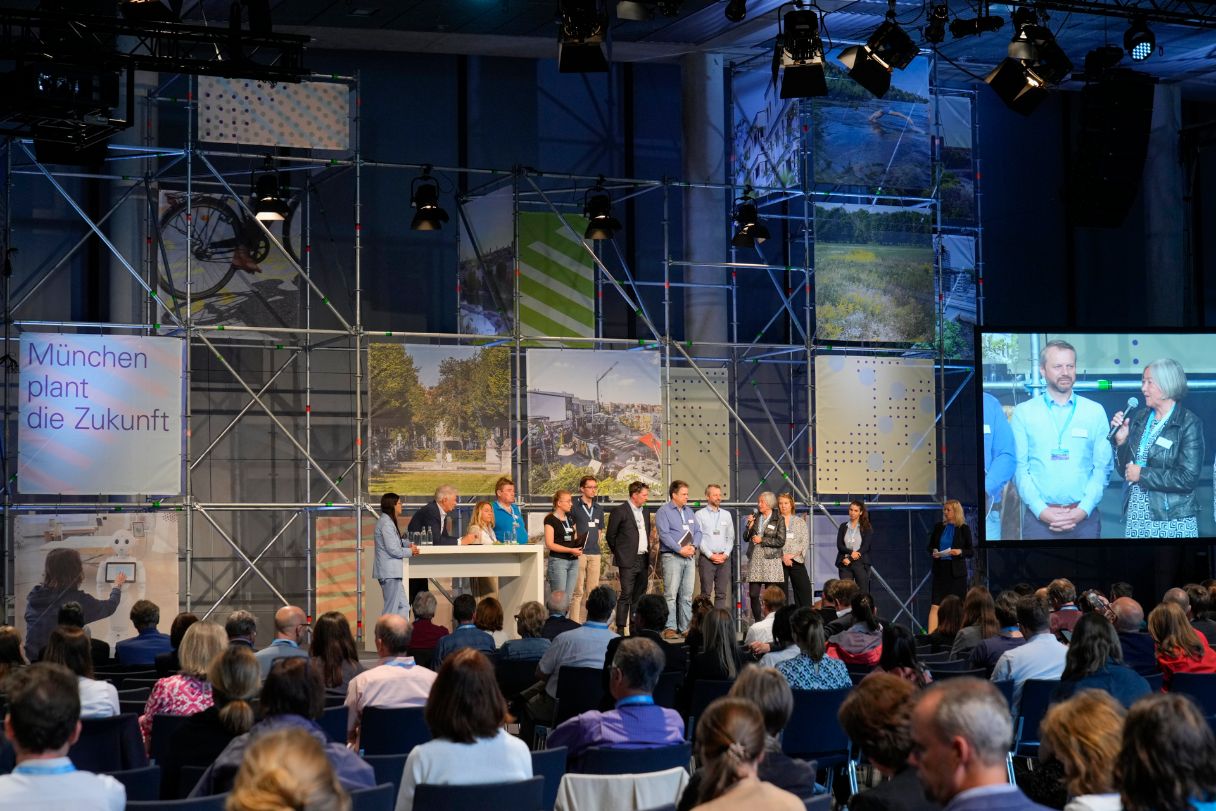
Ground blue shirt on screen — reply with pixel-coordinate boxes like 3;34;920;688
983;392;1016;504
1010;392;1112;519
493;501;528;544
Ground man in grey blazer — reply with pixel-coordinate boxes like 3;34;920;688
910;678;1052;811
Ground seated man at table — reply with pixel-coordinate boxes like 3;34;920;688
548;637;684;771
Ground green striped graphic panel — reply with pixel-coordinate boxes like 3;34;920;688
518;212;596;338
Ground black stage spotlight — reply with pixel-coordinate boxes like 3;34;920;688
251;159;289;222
949;14;1003;39
773;7;828;99
924;4;948;44
731;188;770;249
838;0;919;98
725;0;746;22
410;170;449;231
1124;17;1155;61
559;0;609;72
1083;45;1123;80
985;8;1072;116
583;182;621;240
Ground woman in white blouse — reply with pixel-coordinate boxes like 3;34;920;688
43;625;118;719
461;501;497;545
777;493;812;607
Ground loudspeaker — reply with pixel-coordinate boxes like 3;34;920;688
1070;70;1156;228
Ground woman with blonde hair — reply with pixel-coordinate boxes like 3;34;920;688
226;727;349;811
1148;601;1216;689
777;493;812;607
461;500;497;545
927;499;973;631
1040;689;1125;811
543;489;583;601
692;698;802;810
139;621;228;747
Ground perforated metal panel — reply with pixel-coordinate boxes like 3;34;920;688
197;78;351;151
668;367;731;495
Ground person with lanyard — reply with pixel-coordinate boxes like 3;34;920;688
1109;357;1204;539
492;476;529;544
543;489;583;602
926;499;973;632
373;492;420;618
835;500;873;595
655;480;702;640
695;483;735;611
344;614;438;750
1009;338;1112;539
605;481;654;633
0;662;126;810
569;476;605;624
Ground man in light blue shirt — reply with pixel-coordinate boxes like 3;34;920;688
694;484;735;610
983;392;1016;541
990;596;1066;713
655;480;701;638
492;476;529;544
1009;339;1112;539
254;605;310;679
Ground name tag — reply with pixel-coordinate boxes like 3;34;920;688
564;527;574;536
687;519;695;526
1051;448;1070;461
983;424;992;434
589;520;598;528
1155;436;1174;450
713;530;722;535
1071;428;1088;438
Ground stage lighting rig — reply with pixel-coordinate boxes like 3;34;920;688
410;169;450;232
583;180;622;241
251;159;289;222
1124;16;1155;61
558;0;609;72
731;187;770;249
948;12;1004;39
725;0;747;22
838;0;918;98
924;4;949;44
984;7;1072;116
772;4;828;99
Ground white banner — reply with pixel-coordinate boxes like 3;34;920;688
19;334;184;495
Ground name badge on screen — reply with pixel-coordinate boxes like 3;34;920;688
1071;428;1088;438
983;424;992;434
1155;436;1174;449
1051;448;1070;461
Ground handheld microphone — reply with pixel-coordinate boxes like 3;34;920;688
1107;396;1139;441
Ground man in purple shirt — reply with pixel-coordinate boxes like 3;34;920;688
655;481;701;639
547;637;684;771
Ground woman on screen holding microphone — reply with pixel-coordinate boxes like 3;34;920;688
836;500;872;594
1109;358;1204;538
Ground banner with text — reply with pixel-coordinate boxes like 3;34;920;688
19;334;184;495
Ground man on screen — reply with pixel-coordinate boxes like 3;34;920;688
1009;339;1112;539
982;392;1016;541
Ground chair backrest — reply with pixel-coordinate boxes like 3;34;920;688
325;689;348;708
554;767;688;811
928;658;979;672
652;671;681;710
918;651;952;663
178;765;209;799
993;680;1015;715
407;646;435;670
531;747;568;811
70;713;148;772
95;670;156;691
1143;671;1164;693
319;704;349;745
930;667;989;681
105;764;161;801
150;714;191;766
120;699;148;716
687;679;733;735
579;742;691;775
497;658;542;703
117;686;152;702
350;782;396;811
360;705;432;756
1170;673;1216;715
554;667;608;726
122;677;161;691
1015;679;1060;751
414;776;544;811
362;753;408;796
126;794;229;810
783;688;852;761
805;794;832;811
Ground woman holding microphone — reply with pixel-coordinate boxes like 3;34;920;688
927;499;973;632
835;500;872;595
746;492;785;622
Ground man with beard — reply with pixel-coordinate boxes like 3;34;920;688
1009;339;1112;539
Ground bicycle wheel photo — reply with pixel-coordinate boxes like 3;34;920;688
156;197;244;300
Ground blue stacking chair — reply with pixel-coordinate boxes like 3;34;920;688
362;753;408;797
349;783;396;811
1171;673;1216;715
531;747;567;811
105;764;161;801
579;742;691;775
1012;679;1060;756
359;706;431;756
413;776;544;811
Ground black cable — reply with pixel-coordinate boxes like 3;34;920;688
933;46;992;82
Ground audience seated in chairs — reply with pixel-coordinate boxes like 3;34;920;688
684;594;714;656
910;678;1049;811
1047;579;1083;639
0;626;26;717
42;625;119;720
159;644;260;799
476;597;510;648
678;666;816;811
225;610;258;650
757;606;799;669
777;607;851;691
866;624;933;688
226;727;349;811
498;601;551;662
1051;613;1150;708
967;590;1025;675
921;595;962;653
344;614;436;749
681;609;742;716
824;580;862;636
254;605;311;680
155;613;198;677
434;594;496;668
310;611;364;692
549;637;684;771
190;657;374;797
1116;692;1216;811
0;663;126;810
58;602;111;668
602;594;688;693
1039;689;1124;811
827;593;883;667
949;587;999;662
991;595;1067;713
689;697;803;810
138;621;227;748
396;648;532;811
407;592;449;654
541;591;581;641
838;672;941;811
1147;601;1216;690
114;600;173;666
743;587;787;649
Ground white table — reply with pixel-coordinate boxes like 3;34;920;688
362;543;545;652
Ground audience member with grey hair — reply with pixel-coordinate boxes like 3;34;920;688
541;590;581;640
547;637;684;770
407;591;448;653
910;678;1047;811
1111;596;1158;674
746;491;785;621
343;614;436;748
225;610;257;648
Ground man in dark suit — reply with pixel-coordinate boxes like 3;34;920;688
602;594;688;692
406;483;459;599
840;673;941;811
1113;597;1158;673
605;481;653;633
910;678;1052;811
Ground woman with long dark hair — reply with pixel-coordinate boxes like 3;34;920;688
828;593;883;667
835;500;873;595
310;611;362;691
373;491;419;618
23;548;125;661
42;625;118;719
922;594;962;653
949;586;999;661
682;609;742;715
1148;602;1216;689
867;624;932;687
692;698;802;810
777;608;851;691
1052;614;1149;708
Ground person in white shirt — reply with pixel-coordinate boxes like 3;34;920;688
696;484;736;611
396;648;532;811
345;614;437;748
0;663;125;811
40;626;118;720
744;586;787;650
990;596;1067;713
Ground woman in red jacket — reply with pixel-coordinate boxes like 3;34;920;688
1148;601;1216;689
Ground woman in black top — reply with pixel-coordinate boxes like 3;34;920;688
927;499;973;632
680;609;742;716
543;489;583;603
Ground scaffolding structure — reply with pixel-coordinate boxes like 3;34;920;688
0;62;983;636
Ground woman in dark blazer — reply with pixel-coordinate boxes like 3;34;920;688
835;500;873;595
927;499;973;632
